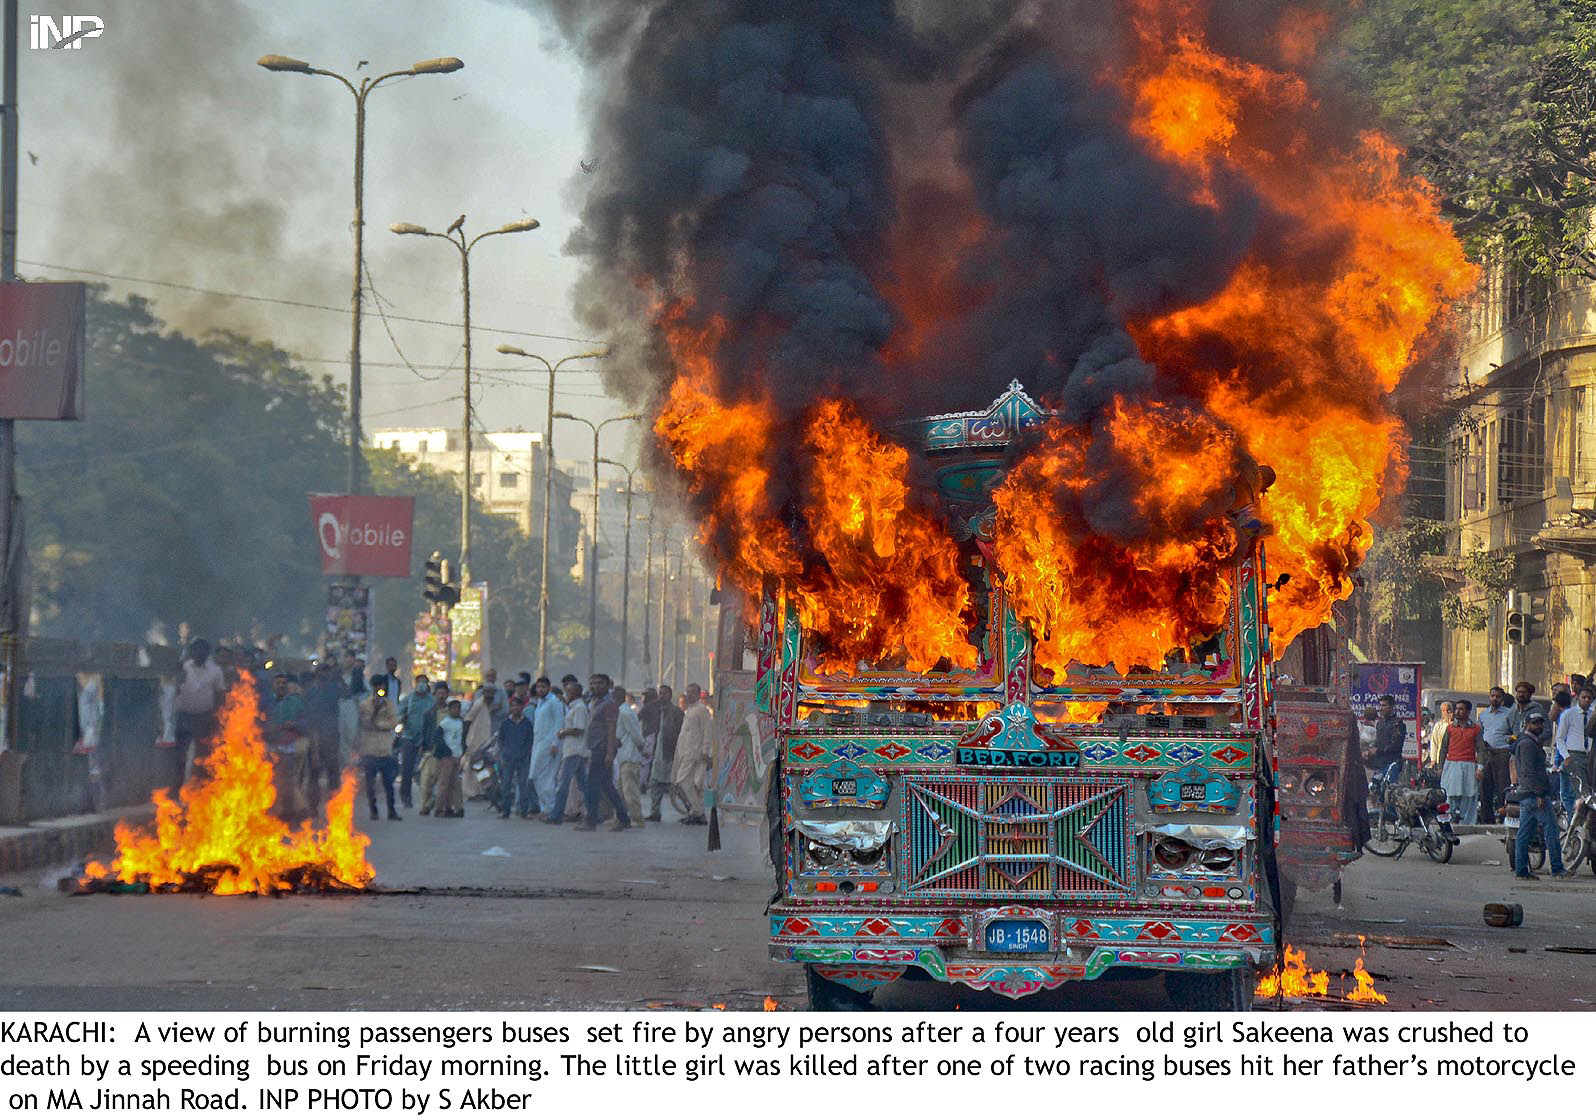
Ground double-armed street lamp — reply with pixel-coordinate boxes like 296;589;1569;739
495;344;610;678
554;411;641;676
391;216;540;584
257;52;463;496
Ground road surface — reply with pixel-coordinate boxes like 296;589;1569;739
1;805;1591;1011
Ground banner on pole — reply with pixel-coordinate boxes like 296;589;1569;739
308;494;414;578
449;585;488;689
1351;661;1424;761
0;281;85;420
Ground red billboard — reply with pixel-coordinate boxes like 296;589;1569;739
0;282;86;420
308;495;415;578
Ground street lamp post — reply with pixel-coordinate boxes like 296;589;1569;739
495;344;608;678
639;510;654;686
554;411;641;676
598;461;640;685
257;52;462;496
391;215;540;584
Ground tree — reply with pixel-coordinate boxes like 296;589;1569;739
19;290;344;643
1332;0;1596;278
16;288;612;675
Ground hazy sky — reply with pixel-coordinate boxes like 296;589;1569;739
20;0;642;463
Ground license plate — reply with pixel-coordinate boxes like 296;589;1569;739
1180;783;1206;800
1436;811;1451;823
832;778;856;797
983;919;1051;953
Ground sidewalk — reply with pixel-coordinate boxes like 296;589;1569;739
0;804;154;874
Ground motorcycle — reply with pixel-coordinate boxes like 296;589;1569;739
467;733;504;815
1560;791;1596;875
1365;763;1458;863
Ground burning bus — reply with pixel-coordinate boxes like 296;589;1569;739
572;1;1479;1012
760;383;1278;1010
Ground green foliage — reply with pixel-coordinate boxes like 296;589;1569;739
17;289;608;675
1459;545;1515;596
1333;0;1596;279
1441;597;1490;631
1363;517;1450;626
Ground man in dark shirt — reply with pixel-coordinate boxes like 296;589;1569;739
497;699;538;819
1366;694;1407;774
647;685;684;822
302;659;346;817
1511;711;1570;879
577;673;632;832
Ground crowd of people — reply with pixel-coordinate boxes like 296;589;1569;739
171;639;718;834
1360;679;1590;881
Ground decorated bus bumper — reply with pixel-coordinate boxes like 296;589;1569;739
769;909;1272;998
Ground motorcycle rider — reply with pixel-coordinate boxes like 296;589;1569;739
1511;711;1572;880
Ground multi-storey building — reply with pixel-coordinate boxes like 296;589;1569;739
370;427;549;534
1443;265;1596;690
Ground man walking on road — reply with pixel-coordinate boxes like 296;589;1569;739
545;679;590;824
530;676;563;818
647;685;683;821
1512;712;1571;880
614;686;647;826
1555;684;1592;815
394;675;435;809
497;697;537;819
358;676;401;821
1477;686;1515;824
672;683;714;825
302;659;346;818
578;674;632;832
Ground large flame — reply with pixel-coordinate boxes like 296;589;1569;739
993;401;1242;673
649;2;1474;675
85;679;373;895
656;316;975;674
1120;5;1475;647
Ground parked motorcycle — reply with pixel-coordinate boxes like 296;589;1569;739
1560;791;1596;875
1365;764;1457;862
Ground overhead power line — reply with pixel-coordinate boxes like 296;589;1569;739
18;258;606;346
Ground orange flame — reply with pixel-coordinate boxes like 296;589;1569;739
656;314;974;674
1255;944;1329;999
1347;935;1389;1004
1121;4;1476;648
85;679;373;895
763;996;779;1011
651;2;1474;674
993;402;1240;674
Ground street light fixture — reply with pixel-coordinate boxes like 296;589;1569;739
256;51;463;496
554;411;642;676
391;215;541;584
495;343;611;677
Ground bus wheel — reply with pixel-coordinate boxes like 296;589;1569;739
1165;967;1254;1012
805;966;876;1012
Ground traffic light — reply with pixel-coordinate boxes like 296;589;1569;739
439;558;461;610
423;551;443;604
1506;609;1526;645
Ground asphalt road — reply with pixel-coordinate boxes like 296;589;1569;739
1;803;1592;1012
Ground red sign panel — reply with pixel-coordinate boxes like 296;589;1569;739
308;494;415;578
0;282;86;420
